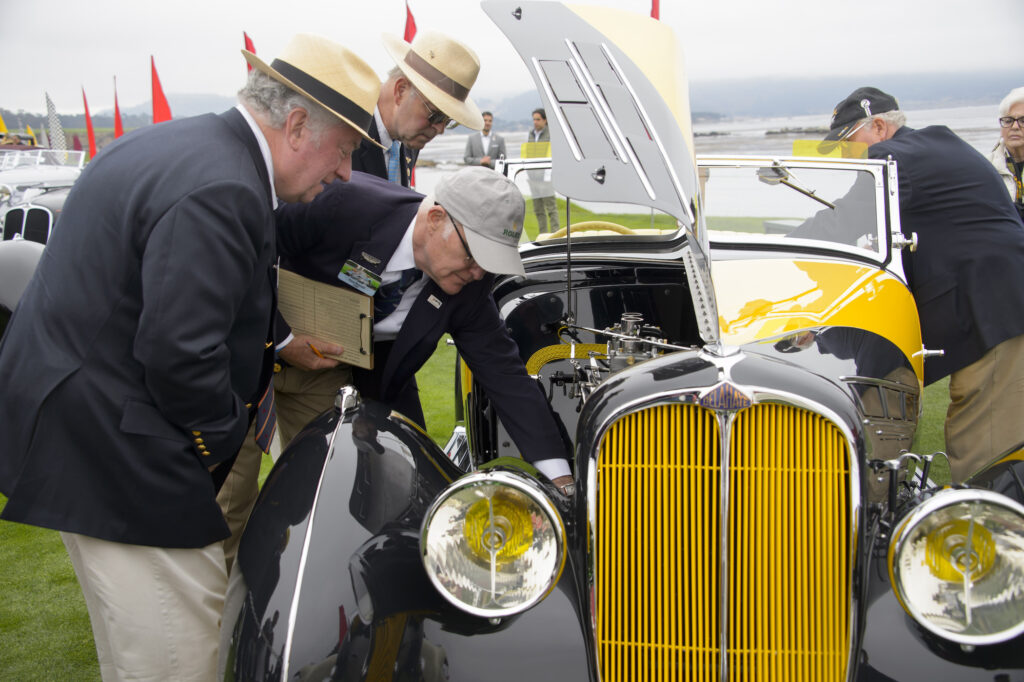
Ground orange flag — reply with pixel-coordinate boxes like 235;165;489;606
151;56;172;123
113;78;124;138
244;32;256;71
82;87;97;159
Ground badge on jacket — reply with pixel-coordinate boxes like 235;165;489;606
338;260;382;296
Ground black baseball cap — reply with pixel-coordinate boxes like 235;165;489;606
824;87;900;141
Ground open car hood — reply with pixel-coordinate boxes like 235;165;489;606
484;1;721;345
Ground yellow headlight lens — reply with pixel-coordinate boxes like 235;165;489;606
421;471;566;617
889;489;1024;644
464;491;535;565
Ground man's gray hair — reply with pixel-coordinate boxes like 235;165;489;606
999;87;1024;117
858;109;906;132
238;69;340;142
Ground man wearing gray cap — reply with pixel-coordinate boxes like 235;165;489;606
824;86;1024;482
273;167;573;488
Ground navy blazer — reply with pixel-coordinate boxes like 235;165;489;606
351;118;418;188
276;172;571;464
870;126;1024;383
0;109;277;547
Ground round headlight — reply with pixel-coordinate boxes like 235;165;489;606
888;488;1024;644
421;470;566;617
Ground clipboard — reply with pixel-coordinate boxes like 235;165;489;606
277;268;374;369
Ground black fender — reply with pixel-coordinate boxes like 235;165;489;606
222;396;592;681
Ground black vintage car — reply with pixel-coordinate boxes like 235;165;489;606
218;3;1024;681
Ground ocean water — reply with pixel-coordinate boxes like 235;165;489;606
412;103;1002;196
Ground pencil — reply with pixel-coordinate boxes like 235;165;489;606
307;342;326;359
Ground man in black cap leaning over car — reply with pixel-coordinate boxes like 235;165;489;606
823;86;1024;482
0;34;382;680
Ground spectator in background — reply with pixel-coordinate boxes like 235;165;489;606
823;86;1024;483
527;107;559;233
351;30;485;187
464;110;506;168
989;86;1024;222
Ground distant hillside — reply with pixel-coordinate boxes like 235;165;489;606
4;70;1017;138
687;70;1020;118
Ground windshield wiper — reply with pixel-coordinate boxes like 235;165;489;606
756;161;836;209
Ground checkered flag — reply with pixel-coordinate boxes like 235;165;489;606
45;92;67;152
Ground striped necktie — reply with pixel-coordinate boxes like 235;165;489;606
387;140;401;184
375;268;422;320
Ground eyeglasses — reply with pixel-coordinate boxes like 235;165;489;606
413;89;458;130
999;116;1024;129
839;118;870;142
447;212;475;265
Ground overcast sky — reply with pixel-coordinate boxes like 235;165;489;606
3;0;1021;115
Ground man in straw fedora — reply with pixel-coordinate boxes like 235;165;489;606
0;34;380;680
352;29;485;187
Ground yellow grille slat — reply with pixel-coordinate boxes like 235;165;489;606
596;403;850;682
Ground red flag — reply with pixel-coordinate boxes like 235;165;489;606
72;134;83;151
244;32;256;71
404;1;418;186
404;1;417;42
113;78;124;139
82;88;97;158
651;0;660;19
151;56;172;123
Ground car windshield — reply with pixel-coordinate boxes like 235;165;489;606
700;158;886;258
504;157;888;261
506;163;684;245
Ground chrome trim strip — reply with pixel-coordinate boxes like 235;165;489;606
601;45;694;224
281;424;338;679
562;40;630;165
717;410;736;682
562;41;657;201
530;56;583;162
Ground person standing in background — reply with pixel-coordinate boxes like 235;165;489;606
464;110;506;169
989;87;1024;223
527;107;558;233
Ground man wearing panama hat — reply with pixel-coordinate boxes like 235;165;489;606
352;30;485;187
0;34;381;680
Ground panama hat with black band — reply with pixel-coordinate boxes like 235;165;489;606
382;30;485;131
243;33;385;149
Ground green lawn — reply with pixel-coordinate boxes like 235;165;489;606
0;341;950;679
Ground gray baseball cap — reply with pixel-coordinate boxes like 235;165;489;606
433;166;526;276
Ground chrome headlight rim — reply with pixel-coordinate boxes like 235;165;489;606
420;469;567;618
888;487;1024;646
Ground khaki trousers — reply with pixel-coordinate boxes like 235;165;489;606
61;532;227;682
945;333;1024;482
217;363;353;572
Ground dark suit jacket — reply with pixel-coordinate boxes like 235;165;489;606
276;172;571;463
870;126;1024;383
351;118;418;188
0;109;277;547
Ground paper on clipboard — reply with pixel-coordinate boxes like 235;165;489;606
277;268;373;369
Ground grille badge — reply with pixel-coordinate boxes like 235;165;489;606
698;382;752;410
